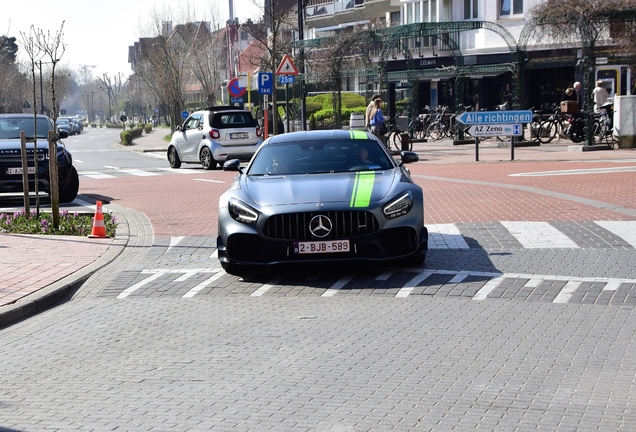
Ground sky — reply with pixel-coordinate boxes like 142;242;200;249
2;0;262;80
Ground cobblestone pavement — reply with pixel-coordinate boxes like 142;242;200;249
1;131;635;430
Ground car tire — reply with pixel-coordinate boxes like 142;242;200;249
59;166;79;203
168;147;181;168
200;147;217;170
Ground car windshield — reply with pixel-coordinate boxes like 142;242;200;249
247;139;394;176
0;117;53;139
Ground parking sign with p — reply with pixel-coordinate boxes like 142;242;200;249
258;72;273;95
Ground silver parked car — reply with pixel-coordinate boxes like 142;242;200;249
167;106;263;170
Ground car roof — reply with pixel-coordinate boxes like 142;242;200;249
265;129;375;144
0;113;49;119
203;105;249;112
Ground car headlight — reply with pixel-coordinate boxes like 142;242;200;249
228;198;259;224
383;191;413;219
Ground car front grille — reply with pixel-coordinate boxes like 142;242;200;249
264;211;379;240
0;149;46;164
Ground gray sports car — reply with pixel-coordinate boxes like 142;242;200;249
217;129;427;275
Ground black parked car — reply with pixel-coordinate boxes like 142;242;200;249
217;129;427;275
0;114;79;203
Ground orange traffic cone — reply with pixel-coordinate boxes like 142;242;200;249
88;200;108;238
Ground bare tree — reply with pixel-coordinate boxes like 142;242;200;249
307;25;374;128
34;22;66;229
242;0;297;134
18;29;41;214
98;72;126;122
134;6;194;132
34;23;65;122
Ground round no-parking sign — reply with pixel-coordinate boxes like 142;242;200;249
228;78;246;98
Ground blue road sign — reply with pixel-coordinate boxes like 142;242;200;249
258;72;273;95
279;75;295;85
457;110;533;125
181;110;189;119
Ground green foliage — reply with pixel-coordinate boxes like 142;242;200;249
304;93;367;124
120;126;144;145
144;124;153;134
305;100;323;117
341;93;366;108
0;209;117;237
120;130;132;145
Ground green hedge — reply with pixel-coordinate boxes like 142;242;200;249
120;126;144;145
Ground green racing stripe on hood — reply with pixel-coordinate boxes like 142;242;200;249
349;129;368;139
350;171;376;208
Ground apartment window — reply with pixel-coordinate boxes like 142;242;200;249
464;0;478;19
500;0;523;17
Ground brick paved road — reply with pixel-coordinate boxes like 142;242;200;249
1;145;635;430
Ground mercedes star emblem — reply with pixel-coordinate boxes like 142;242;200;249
309;215;332;238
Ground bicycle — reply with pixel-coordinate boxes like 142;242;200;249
538;105;571;143
593;102;617;148
385;117;413;151
448;105;474;140
408;114;427;140
425;105;451;141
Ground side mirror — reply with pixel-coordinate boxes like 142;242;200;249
176;124;182;132
223;159;242;172
400;151;419;164
59;129;69;139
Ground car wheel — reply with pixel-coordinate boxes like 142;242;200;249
168;147;181;168
59;166;79;203
200;147;217;170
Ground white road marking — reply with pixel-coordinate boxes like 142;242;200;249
396;270;434;298
104;165;120;169
322;274;356;297
170;269;215;282
427;223;470;249
553;280;582;303
473;276;505;301
156;167;202;174
115;267;636;303
449;272;469;284
194;178;225;183
509;166;636;177
167;236;184;252
594;221;636;248
376;271;394;281
78;171;116;179
523;278;542;288
501;221;579;249
117;269;171;299
603;280;622;291
119;168;160;177
183;270;223;298
251;276;286;297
